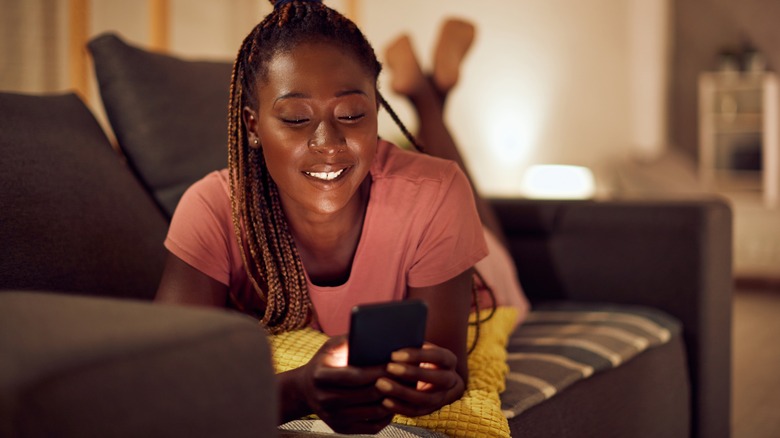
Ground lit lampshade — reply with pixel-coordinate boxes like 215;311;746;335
520;164;595;199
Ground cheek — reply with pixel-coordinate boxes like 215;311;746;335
355;132;379;163
260;143;302;186
348;121;379;161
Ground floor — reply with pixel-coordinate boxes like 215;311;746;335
732;288;780;438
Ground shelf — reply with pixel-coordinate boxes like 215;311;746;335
701;72;766;91
711;113;762;133
698;71;779;207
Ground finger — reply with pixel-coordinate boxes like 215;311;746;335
391;347;457;370
386;362;460;390
375;376;450;412
319;336;349;367
374;378;445;417
381;395;442;418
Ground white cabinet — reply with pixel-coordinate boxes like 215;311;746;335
698;72;779;207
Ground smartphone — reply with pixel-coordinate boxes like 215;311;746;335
347;299;428;367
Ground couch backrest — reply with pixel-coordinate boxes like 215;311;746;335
88;33;232;218
0;92;168;300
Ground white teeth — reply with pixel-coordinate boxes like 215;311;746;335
305;169;345;181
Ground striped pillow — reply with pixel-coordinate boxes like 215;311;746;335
500;303;681;418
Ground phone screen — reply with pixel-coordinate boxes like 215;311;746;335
347;300;428;367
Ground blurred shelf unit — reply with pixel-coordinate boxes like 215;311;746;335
698;71;780;208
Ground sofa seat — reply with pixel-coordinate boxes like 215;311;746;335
503;304;689;436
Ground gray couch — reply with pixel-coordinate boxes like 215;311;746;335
0;33;733;437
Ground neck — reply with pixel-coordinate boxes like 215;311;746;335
285;177;371;285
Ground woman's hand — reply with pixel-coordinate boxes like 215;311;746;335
286;335;395;434
374;343;465;417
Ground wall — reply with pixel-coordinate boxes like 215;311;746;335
363;0;641;196
1;0;69;93
1;0;667;197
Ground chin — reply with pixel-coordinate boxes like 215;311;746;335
310;198;351;215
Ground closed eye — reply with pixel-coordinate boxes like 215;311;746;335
338;113;365;123
282;118;309;125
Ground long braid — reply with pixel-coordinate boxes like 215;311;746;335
377;92;425;152
228;13;312;333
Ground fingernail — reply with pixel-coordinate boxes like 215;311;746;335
376;378;393;392
382;398;395;408
387;363;405;375
391;351;410;362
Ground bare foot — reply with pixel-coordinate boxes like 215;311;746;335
432;18;476;93
384;35;426;97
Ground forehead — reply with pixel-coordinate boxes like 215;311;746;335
261;41;374;91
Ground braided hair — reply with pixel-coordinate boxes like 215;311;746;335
228;0;494;344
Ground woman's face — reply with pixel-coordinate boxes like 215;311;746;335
244;41;378;219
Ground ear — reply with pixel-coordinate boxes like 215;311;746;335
242;106;261;149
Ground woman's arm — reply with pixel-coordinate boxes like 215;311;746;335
155;252;393;433
410;268;472;383
155;252;228;307
375;268;473;416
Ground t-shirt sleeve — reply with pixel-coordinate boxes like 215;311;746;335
407;163;488;288
164;172;233;286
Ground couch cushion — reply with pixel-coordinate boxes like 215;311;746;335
500;303;689;437
508;334;690;437
88;33;232;218
0;92;167;300
501;303;683;417
0;291;277;438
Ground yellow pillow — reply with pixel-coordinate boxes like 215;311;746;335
268;306;517;438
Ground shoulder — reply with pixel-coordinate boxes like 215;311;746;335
177;169;230;209
186;169;230;197
166;169;234;286
371;139;461;186
368;140;477;231
171;169;231;229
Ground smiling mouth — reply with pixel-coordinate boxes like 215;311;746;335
304;168;346;181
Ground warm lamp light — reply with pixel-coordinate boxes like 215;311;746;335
520;165;595;199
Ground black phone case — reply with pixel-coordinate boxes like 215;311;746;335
347;300;428;367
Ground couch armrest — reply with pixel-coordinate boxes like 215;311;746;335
0;291;278;438
490;197;732;438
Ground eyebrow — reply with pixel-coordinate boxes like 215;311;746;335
274;92;307;104
335;89;368;98
274;89;368;104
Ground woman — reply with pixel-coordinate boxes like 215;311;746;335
155;0;488;434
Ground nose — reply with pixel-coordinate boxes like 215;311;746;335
309;120;345;154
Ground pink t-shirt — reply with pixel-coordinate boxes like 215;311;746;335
165;140;488;335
